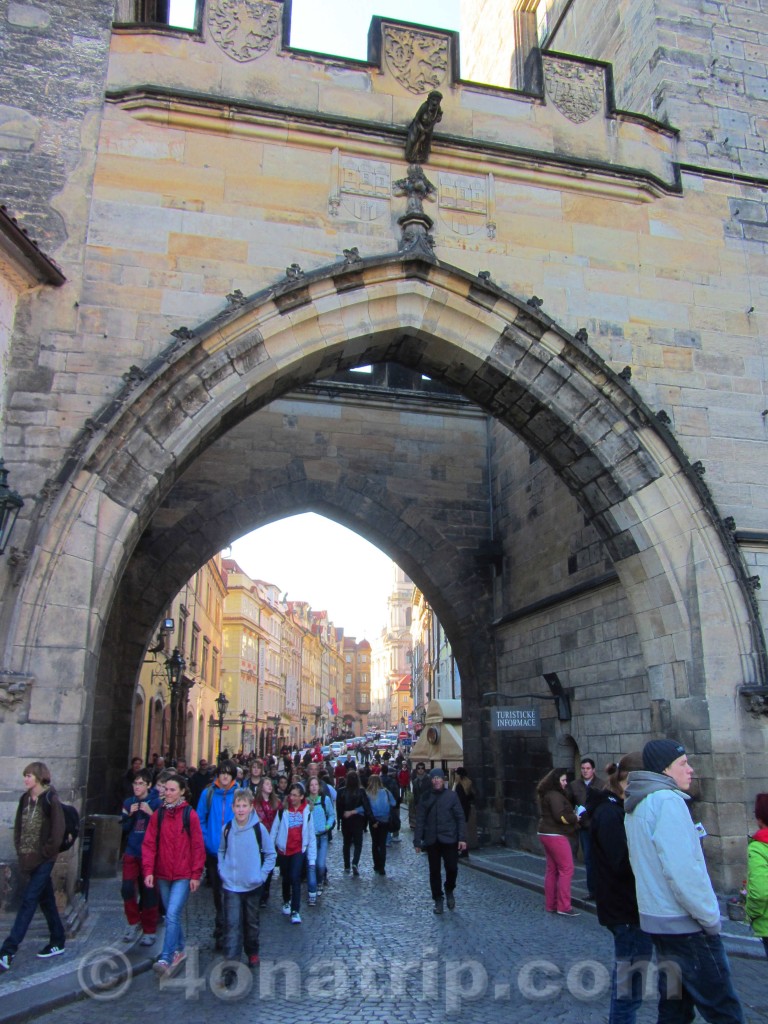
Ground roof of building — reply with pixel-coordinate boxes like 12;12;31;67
0;204;66;286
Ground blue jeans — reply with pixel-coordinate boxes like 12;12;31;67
609;923;656;1024
157;879;190;962
0;860;65;956
580;829;595;896
279;852;304;913
222;887;261;960
651;932;745;1024
307;834;328;893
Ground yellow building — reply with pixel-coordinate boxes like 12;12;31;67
132;555;226;766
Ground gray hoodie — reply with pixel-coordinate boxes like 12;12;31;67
623;770;720;935
217;809;276;893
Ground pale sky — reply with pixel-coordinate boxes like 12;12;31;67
164;0;460;639
230;514;395;642
169;1;461;60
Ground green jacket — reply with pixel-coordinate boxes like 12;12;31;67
746;829;768;936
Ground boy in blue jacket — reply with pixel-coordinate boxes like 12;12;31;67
197;761;238;949
120;769;161;945
217;789;276;987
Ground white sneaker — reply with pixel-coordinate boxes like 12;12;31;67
282;903;291;915
122;923;142;943
308;894;317;906
140;933;156;946
291;911;301;924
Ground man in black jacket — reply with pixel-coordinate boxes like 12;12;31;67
414;768;466;914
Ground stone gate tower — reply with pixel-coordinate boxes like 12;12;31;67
0;0;766;894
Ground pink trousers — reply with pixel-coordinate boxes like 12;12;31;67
538;833;574;913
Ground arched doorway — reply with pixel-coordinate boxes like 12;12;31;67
6;254;765;886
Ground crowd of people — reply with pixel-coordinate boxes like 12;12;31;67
3;737;765;1022
535;740;766;1024
119;744;471;985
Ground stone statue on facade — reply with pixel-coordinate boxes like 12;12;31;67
404;90;443;164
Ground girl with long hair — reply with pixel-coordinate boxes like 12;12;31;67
254;777;281;907
365;774;395;876
536;767;579;916
337;770;368;876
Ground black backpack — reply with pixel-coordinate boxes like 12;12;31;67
45;791;80;852
221;819;263;860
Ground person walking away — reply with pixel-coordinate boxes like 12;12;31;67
143;773;205;978
624;740;745;1023
746;792;768;959
569;756;605;899
337;770;368;876
306;776;334;900
217;788;276;986
413;768;467;914
380;765;400;845
397;762;411;815
197;760;237;950
409;762;429;830
271;782;316;924
452;767;474;857
253;777;280;907
366;775;396;875
120;768;161;946
536;767;580;917
0;762;67;971
590;752;670;1024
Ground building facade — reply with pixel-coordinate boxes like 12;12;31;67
132;553;226;768
1;1;767;892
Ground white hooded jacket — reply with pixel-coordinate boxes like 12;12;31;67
623;770;720;935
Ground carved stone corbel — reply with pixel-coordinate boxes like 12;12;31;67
0;672;34;722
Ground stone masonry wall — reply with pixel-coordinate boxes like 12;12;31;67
553;0;768;178
0;0;114;247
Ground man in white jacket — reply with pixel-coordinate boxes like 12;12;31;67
624;739;745;1024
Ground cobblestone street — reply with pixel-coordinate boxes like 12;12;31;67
27;838;768;1024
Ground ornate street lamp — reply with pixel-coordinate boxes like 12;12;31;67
301;715;308;742
268;713;280;754
215;691;229;759
164;647;186;761
0;460;24;556
239;708;247;753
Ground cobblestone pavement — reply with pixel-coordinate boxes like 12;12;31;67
29;838;768;1024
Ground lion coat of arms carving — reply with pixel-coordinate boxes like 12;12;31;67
383;26;448;95
208;0;280;62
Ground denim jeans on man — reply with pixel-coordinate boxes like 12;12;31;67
222;887;261;961
651;931;745;1024
610;923;669;1024
0;860;65;956
157;878;191;963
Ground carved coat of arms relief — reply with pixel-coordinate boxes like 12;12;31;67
543;58;604;124
383;25;448;94
207;0;281;62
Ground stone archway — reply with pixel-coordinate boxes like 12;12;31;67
5;251;764;884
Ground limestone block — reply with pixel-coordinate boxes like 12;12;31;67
88;199;184;253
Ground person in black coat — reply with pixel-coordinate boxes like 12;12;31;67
589;752;669;1024
413;769;466;914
